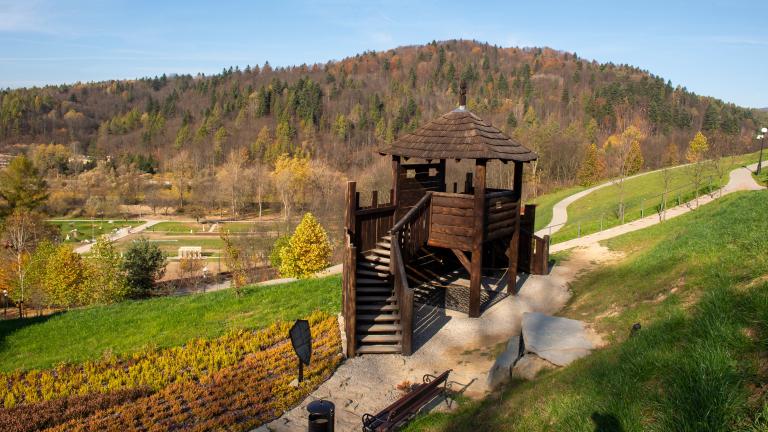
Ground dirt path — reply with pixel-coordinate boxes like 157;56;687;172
550;162;765;253
261;246;618;432
74;219;164;254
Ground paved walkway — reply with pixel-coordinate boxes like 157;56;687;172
535;163;692;238
74;219;164;254
550;162;765;253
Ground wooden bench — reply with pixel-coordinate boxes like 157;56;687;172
362;370;451;432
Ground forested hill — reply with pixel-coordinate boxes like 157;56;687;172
1;39;764;188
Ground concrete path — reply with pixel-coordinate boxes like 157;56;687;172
262;245;618;432
550;162;765;253
535;163;692;238
74;219;164;254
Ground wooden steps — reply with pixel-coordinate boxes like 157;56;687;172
353;235;402;355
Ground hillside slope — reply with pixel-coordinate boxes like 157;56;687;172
407;190;768;431
1;40;765;191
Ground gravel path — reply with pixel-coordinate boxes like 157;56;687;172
550;162;765;253
74;219;164;254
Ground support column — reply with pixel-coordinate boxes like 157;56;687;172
469;159;487;318
512;161;524;202
391;155;401;207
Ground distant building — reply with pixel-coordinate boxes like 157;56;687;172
0;154;13;169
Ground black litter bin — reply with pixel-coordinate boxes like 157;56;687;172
307;399;334;432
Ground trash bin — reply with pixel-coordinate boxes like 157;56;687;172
307;399;334;432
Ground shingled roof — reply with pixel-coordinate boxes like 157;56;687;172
379;107;538;162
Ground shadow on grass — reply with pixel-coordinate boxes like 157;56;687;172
591;412;624;432
0;312;61;351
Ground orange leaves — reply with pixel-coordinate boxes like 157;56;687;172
2;312;341;432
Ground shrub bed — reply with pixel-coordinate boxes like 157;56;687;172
1;311;341;432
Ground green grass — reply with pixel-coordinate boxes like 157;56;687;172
49;220;144;242
406;190;768;431
0;275;341;371
753;167;768;187
527;185;585;231
551;152;760;243
149;221;206;233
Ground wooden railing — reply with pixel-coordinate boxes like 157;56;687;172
389;192;432;355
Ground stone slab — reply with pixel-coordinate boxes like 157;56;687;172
521;312;593;366
485;335;522;390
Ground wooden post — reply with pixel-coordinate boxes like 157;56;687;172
512;161;524;201
437;159;447;192
506;203;521;294
391;155;401;207
464;172;473;194
343;181;357;357
469;160;486;318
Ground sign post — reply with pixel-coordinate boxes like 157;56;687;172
289;319;312;383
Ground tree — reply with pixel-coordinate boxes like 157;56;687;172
279;213;332;278
268;235;290;269
0;156;48;216
122;237;166;296
577;143;605;186
1;210;56;317
220;231;249;296
87;236;129;304
603;125;645;223
44;244;87;308
686;131;710;207
271;154;310;221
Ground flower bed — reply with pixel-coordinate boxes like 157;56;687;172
1;311;341;432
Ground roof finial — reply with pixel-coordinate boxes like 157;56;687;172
459;80;467;109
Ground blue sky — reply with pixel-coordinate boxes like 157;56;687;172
1;0;766;108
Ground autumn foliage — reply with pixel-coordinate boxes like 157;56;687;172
0;311;341;432
278;213;332;278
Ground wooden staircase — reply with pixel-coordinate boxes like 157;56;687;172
354;235;404;354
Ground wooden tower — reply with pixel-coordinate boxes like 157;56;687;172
342;83;549;356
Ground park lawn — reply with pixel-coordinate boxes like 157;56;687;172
406;190;768;431
49;219;144;242
149;221;207;233
526;185;585;232
753;168;768;187
0;275;341;371
551;151;760;243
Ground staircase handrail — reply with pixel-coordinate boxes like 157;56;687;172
390;192;433;234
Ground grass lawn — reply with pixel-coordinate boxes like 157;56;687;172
0;275;341;371
406;190;768;431
149;221;207;233
551;152;760;243
526;185;585;232
49;219;144;242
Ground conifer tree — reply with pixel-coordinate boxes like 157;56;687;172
278;212;332;278
577;143;605;186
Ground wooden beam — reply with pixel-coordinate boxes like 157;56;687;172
451;249;472;273
345;181;357;235
391;156;401;207
469;159;486;318
438;159;447;192
507;207;521;295
513;161;524;202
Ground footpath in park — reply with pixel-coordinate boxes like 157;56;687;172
549;162;765;253
535;162;693;238
74;219;163;254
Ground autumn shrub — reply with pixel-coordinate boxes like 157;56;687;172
31;312;342;432
278;213;332;278
0;387;151;432
268;234;290;269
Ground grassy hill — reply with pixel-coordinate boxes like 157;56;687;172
407;190;768;431
535;151;760;242
0;275;340;371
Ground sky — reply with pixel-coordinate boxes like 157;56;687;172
1;0;767;108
